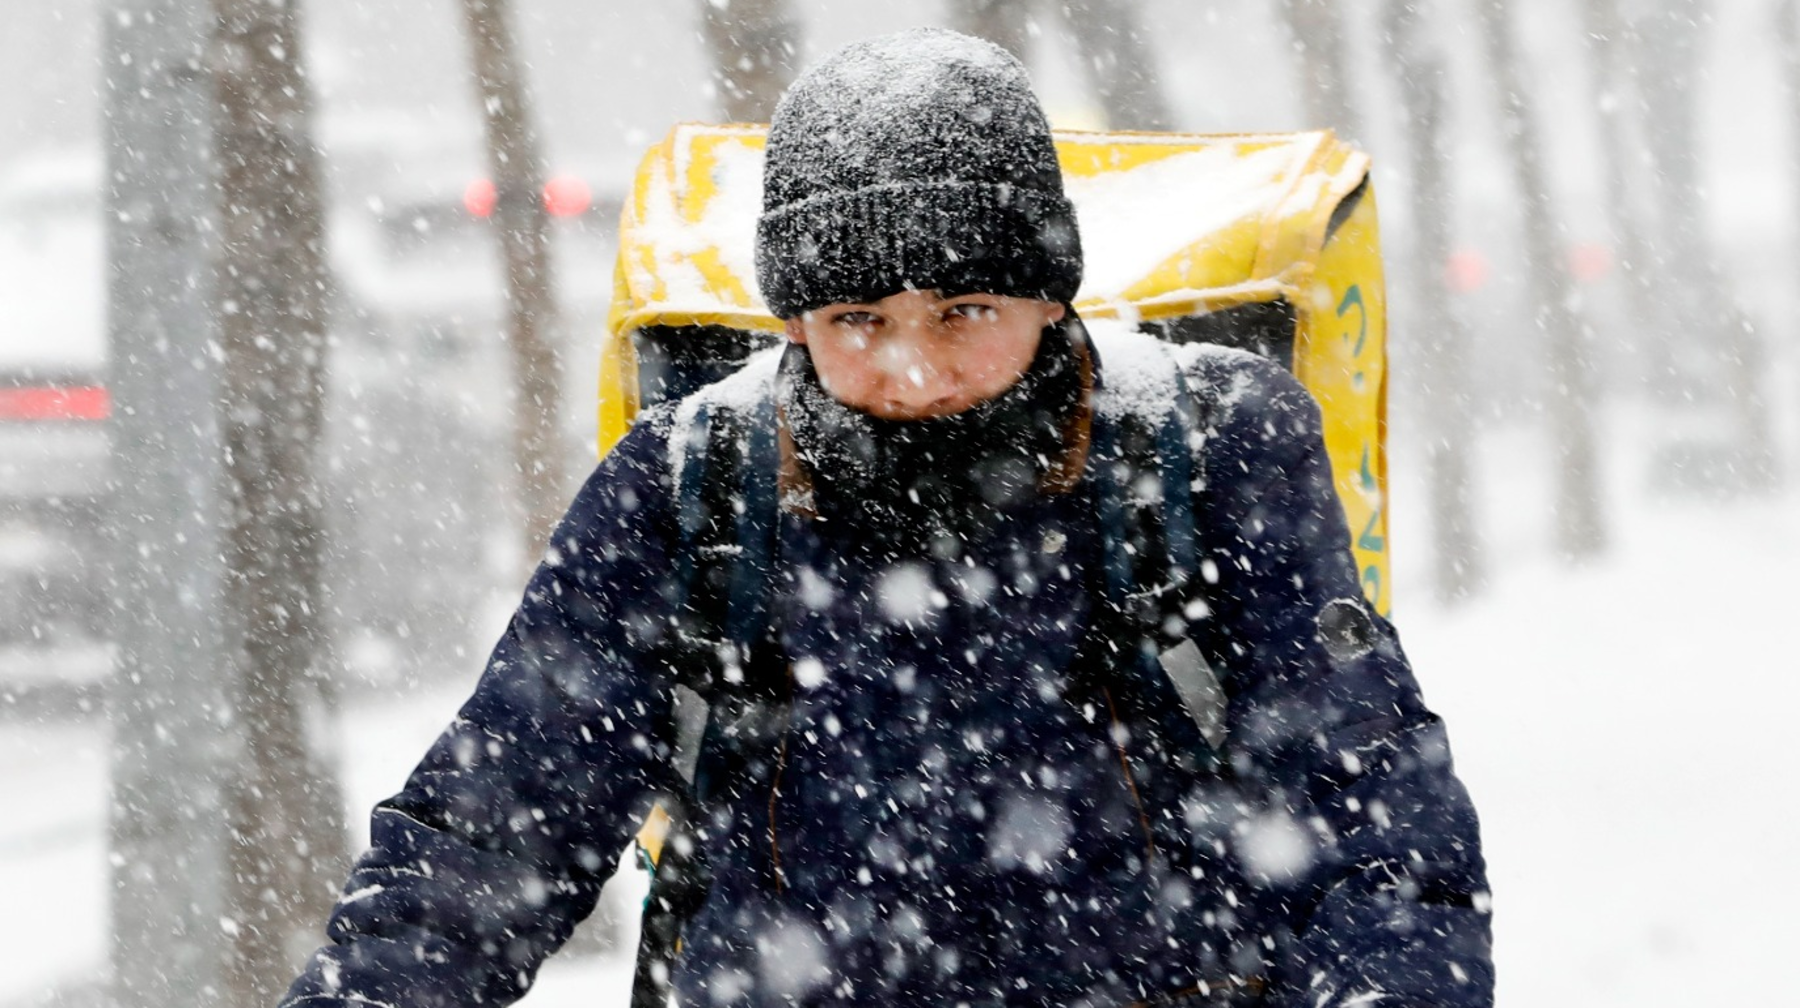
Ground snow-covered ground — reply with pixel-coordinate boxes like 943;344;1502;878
1391;422;1799;1007
3;412;1795;1007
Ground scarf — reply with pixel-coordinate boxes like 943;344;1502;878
778;317;1086;557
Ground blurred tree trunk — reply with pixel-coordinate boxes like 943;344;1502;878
210;0;347;1004
950;0;1034;61
1579;0;1671;390
1781;0;1800;271
699;0;800;121
461;0;568;564
105;3;236;1007
1055;0;1174;130
1379;0;1482;600
1475;0;1606;558
1277;0;1361;140
1784;0;1800;254
1779;0;1800;469
1633;0;1777;492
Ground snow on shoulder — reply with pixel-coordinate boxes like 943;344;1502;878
1085;317;1182;423
666;343;783;497
1086;315;1269;430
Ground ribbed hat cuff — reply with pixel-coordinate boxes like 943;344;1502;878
755;180;1082;319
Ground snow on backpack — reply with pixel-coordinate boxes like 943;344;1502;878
595;125;1391;1006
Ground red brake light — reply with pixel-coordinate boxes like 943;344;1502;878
0;386;111;421
463;178;498;218
543;175;591;218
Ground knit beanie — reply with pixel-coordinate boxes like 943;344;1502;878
754;28;1083;319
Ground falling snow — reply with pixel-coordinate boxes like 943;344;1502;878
3;2;1798;1008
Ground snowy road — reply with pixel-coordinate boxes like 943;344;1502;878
4;463;1795;1008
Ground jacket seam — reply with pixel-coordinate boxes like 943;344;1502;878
1101;684;1158;863
766;679;796;894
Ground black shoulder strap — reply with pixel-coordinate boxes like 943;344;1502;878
665;390;784;748
1090;348;1228;766
1091;363;1200;629
634;389;784;1008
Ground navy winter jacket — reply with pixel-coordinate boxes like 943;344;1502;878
280;327;1492;1008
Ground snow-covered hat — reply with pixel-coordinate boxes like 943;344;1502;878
754;28;1083;319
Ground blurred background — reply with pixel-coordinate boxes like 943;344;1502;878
1;1;1795;1007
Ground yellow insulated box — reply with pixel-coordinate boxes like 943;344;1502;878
600;124;1390;615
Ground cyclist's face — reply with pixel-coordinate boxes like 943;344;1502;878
785;289;1063;420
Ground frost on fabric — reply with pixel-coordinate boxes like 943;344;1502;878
766;29;1021;190
791;29;1013;114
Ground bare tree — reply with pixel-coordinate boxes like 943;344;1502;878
1784;1;1800;264
1379;0;1483;600
1782;0;1800;270
954;0;1176;131
699;0;800;121
461;0;569;563
1055;0;1174;130
1475;0;1606;558
951;0;1034;61
1277;0;1362;140
1578;0;1670;385
1779;0;1800;468
1632;0;1777;492
105;2;237;1006
210;0;347;1003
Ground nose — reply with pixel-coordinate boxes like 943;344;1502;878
873;326;959;417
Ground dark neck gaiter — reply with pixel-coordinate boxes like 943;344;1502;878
778;318;1084;558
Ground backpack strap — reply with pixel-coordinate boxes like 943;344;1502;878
634;381;786;1008
724;401;779;677
664;386;784;707
1089;335;1226;769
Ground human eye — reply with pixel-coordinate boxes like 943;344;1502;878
832;310;879;327
946;302;999;323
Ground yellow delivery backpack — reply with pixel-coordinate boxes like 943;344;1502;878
600;123;1389;612
601;124;1391;1005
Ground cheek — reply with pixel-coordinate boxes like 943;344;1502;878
974;324;1043;388
810;339;877;399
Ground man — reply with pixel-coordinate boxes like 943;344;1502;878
281;28;1492;1008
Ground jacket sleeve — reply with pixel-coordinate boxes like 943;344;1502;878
1187;351;1493;1008
279;413;685;1008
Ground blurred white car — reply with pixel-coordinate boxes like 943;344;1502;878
0;150;110;650
0;134;622;696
